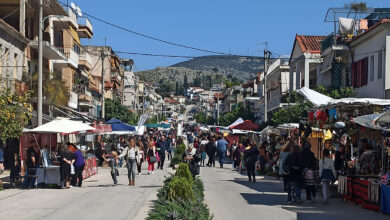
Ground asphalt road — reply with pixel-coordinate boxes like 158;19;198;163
0;164;171;220
200;162;389;220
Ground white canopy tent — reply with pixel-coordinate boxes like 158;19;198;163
30;118;95;134
325;98;390;107
297;87;333;106
277;123;299;130
228;117;244;129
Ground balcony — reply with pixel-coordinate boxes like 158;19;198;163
111;71;122;85
78;89;92;102
55;47;79;68
77;17;93;38
79;52;92;69
52;7;78;29
28;41;67;60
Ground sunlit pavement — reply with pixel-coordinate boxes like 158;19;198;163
0;164;171;220
200;162;389;220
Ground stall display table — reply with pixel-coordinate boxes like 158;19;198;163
36;166;61;186
83;157;98;180
339;176;381;211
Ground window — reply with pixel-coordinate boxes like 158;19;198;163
378;51;383;79
370;55;374;81
351;57;368;88
13;53;18;79
73;43;80;54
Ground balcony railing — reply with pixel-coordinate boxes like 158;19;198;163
111;71;122;84
56;47;79;67
77;17;93;32
79;52;92;67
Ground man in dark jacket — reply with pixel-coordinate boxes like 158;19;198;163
206;138;217;167
244;145;259;182
156;136;169;170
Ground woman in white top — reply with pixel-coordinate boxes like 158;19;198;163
319;149;336;204
119;138;140;186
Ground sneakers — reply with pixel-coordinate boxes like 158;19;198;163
152;171;155;174
148;171;151;175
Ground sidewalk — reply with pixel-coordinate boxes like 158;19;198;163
200;164;389;220
0;163;171;220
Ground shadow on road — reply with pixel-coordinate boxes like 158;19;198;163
226;176;388;220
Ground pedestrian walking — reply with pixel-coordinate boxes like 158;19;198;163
303;159;318;203
137;141;145;175
119;138;140;186
147;141;157;174
156;136;169;170
244;143;259;182
233;142;242;169
216;136;228;168
103;151;119;184
69;143;85;187
284;144;302;203
319;149;336;204
206;137;216;167
200;145;206;167
59;145;75;189
279;144;291;192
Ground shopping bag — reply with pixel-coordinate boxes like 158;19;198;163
70;164;75;175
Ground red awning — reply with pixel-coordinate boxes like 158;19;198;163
90;124;112;134
231;120;260;131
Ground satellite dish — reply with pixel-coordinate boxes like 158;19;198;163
70;2;76;10
76;6;82;16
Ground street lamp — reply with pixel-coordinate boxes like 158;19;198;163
38;0;66;125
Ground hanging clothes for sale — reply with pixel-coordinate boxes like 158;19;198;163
328;108;338;121
339;17;355;34
359;19;368;31
308;112;315;121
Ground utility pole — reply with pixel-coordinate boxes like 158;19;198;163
264;49;270;123
37;0;43;126
101;50;105;119
217;92;220;126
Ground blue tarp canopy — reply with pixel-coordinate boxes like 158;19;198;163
105;118;135;131
145;123;171;128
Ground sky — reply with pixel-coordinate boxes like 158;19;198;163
72;0;389;71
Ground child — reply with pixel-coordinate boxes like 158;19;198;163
303;159;318;203
319;149;336;204
200;145;206;167
104;151;119;185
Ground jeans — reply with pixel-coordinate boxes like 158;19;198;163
158;154;165;169
286;181;301;201
111;168;118;184
322;181;330;202
306;185;316;201
217;150;225;167
126;159;137;182
72;164;85;187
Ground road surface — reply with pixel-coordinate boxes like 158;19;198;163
0;165;170;220
200;163;389;220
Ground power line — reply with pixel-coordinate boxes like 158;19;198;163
56;1;231;56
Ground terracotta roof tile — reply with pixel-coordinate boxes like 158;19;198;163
296;35;327;54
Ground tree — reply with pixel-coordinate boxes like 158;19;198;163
175;82;179;95
183;74;189;90
345;2;368;18
218;103;255;126
105;98;139;124
0;89;32;144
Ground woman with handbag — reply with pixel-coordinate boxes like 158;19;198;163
146;141;157;175
119;138;140;186
319;149;336;204
59;145;75;189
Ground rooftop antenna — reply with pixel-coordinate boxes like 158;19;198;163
70;2;76;10
76;6;82;16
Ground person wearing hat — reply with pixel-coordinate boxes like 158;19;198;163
68;143;85;187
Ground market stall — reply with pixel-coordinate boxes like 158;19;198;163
25;118;96;186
